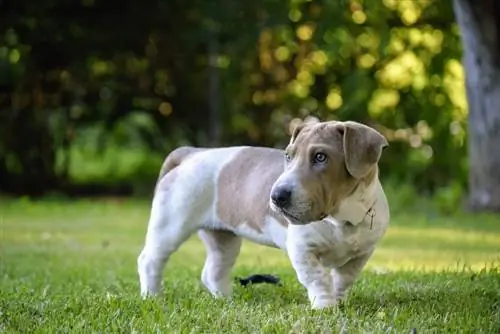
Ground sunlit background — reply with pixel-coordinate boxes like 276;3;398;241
1;0;469;209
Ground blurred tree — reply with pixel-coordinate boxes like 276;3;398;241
0;0;475;201
453;0;500;212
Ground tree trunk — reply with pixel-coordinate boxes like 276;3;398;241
453;0;500;212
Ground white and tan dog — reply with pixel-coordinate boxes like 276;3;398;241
137;119;390;309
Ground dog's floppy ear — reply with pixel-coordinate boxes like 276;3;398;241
288;116;320;144
289;122;305;144
342;121;388;179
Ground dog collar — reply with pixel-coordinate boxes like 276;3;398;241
342;200;377;229
366;206;376;230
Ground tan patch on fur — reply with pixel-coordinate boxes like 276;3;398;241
216;120;387;228
216;147;287;232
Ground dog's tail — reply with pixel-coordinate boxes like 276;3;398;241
154;146;206;193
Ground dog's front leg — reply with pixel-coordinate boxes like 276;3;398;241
331;249;373;302
287;241;335;309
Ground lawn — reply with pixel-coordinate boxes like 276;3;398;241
1;197;499;333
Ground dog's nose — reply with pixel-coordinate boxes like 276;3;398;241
271;186;292;208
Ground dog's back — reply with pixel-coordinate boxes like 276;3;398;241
154;146;207;193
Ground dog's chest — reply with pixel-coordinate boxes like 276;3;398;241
311;222;382;268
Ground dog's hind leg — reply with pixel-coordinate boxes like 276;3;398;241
198;229;242;297
137;192;198;297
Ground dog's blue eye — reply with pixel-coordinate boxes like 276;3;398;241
314;152;327;164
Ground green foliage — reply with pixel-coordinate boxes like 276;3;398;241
0;0;469;197
434;181;466;215
1;199;500;332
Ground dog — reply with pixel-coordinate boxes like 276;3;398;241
137;119;390;309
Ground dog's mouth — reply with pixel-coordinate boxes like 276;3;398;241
270;202;301;224
271;202;326;225
283;210;328;225
280;208;303;224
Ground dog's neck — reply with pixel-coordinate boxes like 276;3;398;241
328;176;379;227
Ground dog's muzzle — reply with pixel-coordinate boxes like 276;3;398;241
270;185;292;209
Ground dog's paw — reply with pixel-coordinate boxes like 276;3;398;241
310;296;337;310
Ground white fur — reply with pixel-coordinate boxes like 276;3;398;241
137;147;390;309
138;147;243;295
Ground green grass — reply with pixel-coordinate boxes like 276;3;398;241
1;197;499;333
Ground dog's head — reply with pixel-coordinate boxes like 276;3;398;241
269;119;388;225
